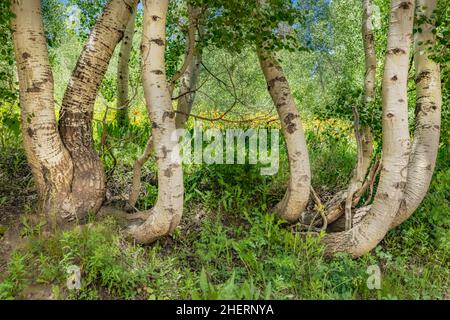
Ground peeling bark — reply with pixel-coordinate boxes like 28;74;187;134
11;0;76;224
58;0;139;219
323;0;414;257
391;0;442;228
257;50;311;222
116;5;137;126
126;0;184;244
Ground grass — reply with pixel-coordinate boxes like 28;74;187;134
0;110;448;300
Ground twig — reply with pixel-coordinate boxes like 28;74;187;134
310;186;327;231
363;157;382;206
344;106;364;230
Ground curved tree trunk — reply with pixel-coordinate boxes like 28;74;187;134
174;7;203;129
174;48;202;129
126;0;184;244
391;0;442;228
116;7;137;126
127;4;201;208
257;50;311;222
343;0;376;229
11;0;76;224
359;0;376;179
58;0;139;219
323;0;414;257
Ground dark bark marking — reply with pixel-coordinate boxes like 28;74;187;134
161;146;169;158
22;52;30;59
415;103;422;116
27;127;34;138
386;113;394;118
399;1;412;9
416;70;431;83
164;168;173;177
125;3;133;13
391;75;398;81
388;48;406;55
162;111;175;121
283;113;298;125
283;113;298;134
41;165;50;184
393;181;406;189
150;38;164;46
267;76;287;90
286;123;296;134
151;69;164;75
27;85;41;93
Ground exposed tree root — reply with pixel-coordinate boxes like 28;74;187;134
127;137;154;210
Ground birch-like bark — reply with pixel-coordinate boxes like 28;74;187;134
116;6;137;126
343;0;376;229
59;0;139;219
127;0;184;244
174;53;201;129
174;6;202;129
257;50;311;222
323;0;414;257
11;0;75;224
360;0;376;177
391;0;442;228
127;5;200;207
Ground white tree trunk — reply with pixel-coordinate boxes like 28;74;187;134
391;0;442;228
127;0;184;244
323;0;415;257
343;0;376;229
116;6;137;126
11;0;76;224
257;50;311;222
174;6;202;129
58;0;139;219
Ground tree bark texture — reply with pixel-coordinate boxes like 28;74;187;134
257;50;311;222
58;0;139;219
323;0;415;257
127;0;184;244
116;5;137;126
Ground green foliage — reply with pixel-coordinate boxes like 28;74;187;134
1;119;449;299
42;0;68;48
0;0;17;107
192;0;308;53
67;0;108;39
